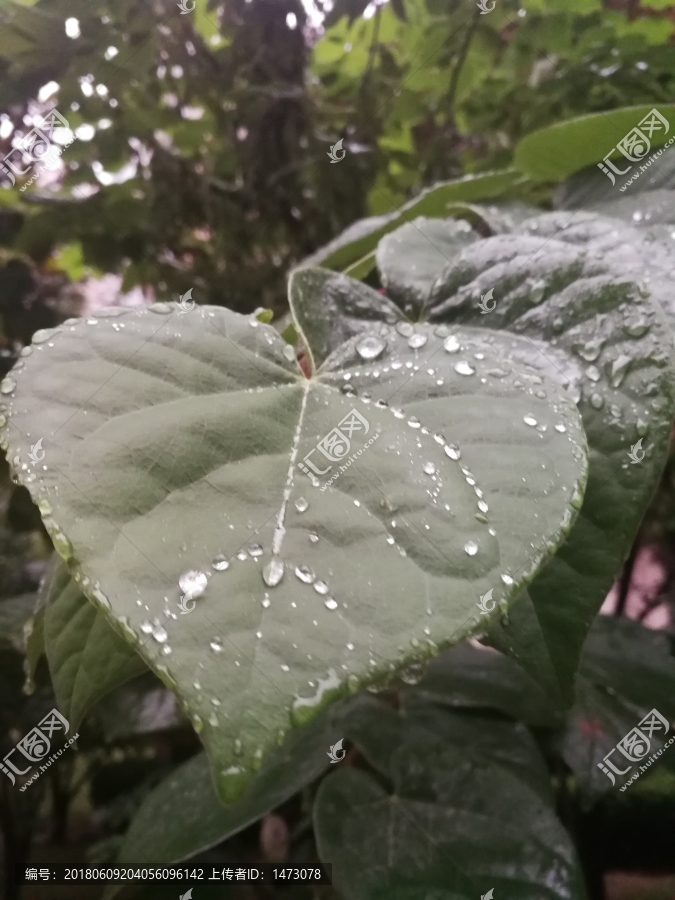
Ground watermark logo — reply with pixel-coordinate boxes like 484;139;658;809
0;709;77;790
178;288;195;313
178;595;196;615
477;588;495;616
299;409;370;481
327;138;346;163
628;439;646;464
477;0;495;12
477;288;496;315
177;0;196;13
327;739;346;763
28;438;45;464
481;891;494;900
0;109;74;191
179;890;193;900
598;109;670;187
598;708;674;789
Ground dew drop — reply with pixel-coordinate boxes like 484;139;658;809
464;541;478;556
396;322;414;337
179;570;208;599
212;555;230;571
586;365;601;383
210;637;224;652
423;461;436;475
263;558;285;586
140;620;153;634
262;594;271;608
357;336;385;360
392;407;405;419
308;531;319;543
554;424;566;433
236;550;248;561
444;335;460;353
444;444;461;461
454;361;475;376
248;543;263;558
295;497;309;513
295;565;315;584
590;392;604;410
152;627;168;644
408;417;421;429
314;580;329;595
408;332;428;350
324;598;338;610
523;415;537;427
0;378;15;394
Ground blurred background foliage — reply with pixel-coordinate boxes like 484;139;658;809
2;0;675;898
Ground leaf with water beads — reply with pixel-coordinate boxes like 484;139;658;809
2;300;586;803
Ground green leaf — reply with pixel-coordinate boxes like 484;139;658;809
315;703;586;900
44;561;148;729
558;616;675;798
403;210;675;703
375;217;478;317
289;268;403;370
118;695;366;865
3;301;586;802
514;106;675;182
403;643;562;729
301;172;527;273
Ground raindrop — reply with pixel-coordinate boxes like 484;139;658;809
357;336;385;360
262;594;271;608
408;417;421;429
179;570;208;599
236;550;248;561
590;393;604;410
444;444;461;460
140;620;153;634
308;532;319;543
0;378;15;394
263;558;285;587
478;500;489;513
610;354;631;388
248;543;264;558
408;333;428;350
454;361;475;376
386;535;395;545
212;555;230;571
444;336;460;353
624;321;650;338
523;415;537;427
392;408;405;419
295;497;309;512
210;637;224;652
324;598;338;610
554;424;566;433
423;462;436;475
295;565;315;584
433;433;445;445
501;574;514;585
314;580;329;595
283;344;296;362
396;322;414;337
464;541;478;556
586;366;601;383
152;626;168;643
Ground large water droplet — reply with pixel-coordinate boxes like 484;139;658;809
408;332;428;350
357;336;385;360
295;565;315;584
0;378;15;394
454;361;475;376
179;570;208;599
444;443;461;461
263;558;285;586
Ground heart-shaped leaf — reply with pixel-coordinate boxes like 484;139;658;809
2;299;586;802
315;702;586;900
369;210;675;702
